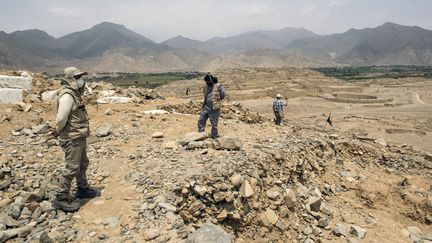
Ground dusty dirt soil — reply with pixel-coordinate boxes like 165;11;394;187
1;68;431;242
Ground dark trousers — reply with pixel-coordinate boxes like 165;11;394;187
198;108;220;137
274;111;283;125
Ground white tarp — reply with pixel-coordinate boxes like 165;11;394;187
97;96;132;104
143;110;168;115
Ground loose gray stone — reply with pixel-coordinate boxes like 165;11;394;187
266;189;280;200
0;225;33;242
39;201;55;212
317;218;329;228
0;213;20;227
32;207;42;220
187;141;205;150
179;132;208;146
11;205;22;220
307;196;322;212
32;123;49;134
186;222;232;243
333;223;349;237
151;132;164;138
230;174;243;188
0;176;11;190
350;225;367;239
214;137;242;150
193;185;207;196
284;188;297;209
96;124;113;137
24;189;45;203
143;228;160;241
157;202;177;212
39;231;54;243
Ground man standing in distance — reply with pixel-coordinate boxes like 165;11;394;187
198;74;225;139
273;94;288;125
52;67;99;212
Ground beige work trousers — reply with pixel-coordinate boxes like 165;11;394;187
57;138;89;199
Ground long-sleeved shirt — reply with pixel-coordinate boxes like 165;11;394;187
56;94;74;133
204;84;225;111
273;99;285;112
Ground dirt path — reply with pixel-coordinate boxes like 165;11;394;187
73;141;142;242
412;91;430;106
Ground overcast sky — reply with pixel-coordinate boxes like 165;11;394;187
1;0;431;42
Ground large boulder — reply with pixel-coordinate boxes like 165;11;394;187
41;90;58;102
186;222;232;243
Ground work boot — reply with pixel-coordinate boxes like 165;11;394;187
53;195;80;212
75;187;100;199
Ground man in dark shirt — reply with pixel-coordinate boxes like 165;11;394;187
198;74;225;138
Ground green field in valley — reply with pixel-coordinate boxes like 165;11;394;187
312;65;432;81
89;72;205;89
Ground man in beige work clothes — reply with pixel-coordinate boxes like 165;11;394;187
51;67;99;212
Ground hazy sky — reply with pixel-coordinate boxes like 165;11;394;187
1;0;431;42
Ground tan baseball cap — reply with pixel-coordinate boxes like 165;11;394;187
64;67;88;78
276;94;282;98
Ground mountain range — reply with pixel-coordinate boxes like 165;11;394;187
1;22;432;73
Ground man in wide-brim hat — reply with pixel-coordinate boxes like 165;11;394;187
51;67;99;212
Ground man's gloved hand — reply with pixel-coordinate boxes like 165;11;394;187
51;130;59;138
77;101;86;110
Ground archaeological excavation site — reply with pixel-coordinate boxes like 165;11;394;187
0;67;431;243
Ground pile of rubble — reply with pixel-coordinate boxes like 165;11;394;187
0;70;164;105
87;81;164;104
166;132;337;242
127;130;432;242
23;73;61;103
158;101;268;124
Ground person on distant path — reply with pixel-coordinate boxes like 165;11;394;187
198;74;225;139
51;67;99;212
273;94;287;125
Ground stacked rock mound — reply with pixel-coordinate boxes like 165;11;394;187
165;132;432;241
158;101;268;124
25;73;61;102
169;133;334;241
158;101;202;114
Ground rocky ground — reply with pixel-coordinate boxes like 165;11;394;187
1;69;432;242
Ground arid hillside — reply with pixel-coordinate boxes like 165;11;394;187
0;68;431;242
